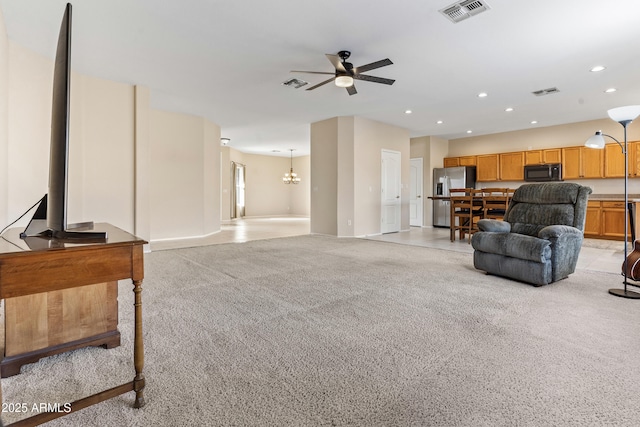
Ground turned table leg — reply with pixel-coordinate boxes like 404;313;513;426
132;279;145;408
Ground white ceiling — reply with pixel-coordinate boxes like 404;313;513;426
2;0;640;157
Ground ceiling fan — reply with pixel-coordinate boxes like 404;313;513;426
291;50;395;96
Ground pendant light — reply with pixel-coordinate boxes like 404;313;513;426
283;149;300;184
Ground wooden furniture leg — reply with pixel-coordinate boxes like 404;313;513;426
133;279;145;408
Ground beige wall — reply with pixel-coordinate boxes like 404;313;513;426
203;120;221;232
0;8;8;227
149;109;220;241
311;116;410;237
2;36;222;247
221;147;310;220
75;74;135;231
410;135;449;227
220;146;230;221
134;85;151;242
353;117;410;236
7;42;51;224
245;153;293;217
7;42;137;232
448;119;640;156
310;118;339;235
337;117;355;237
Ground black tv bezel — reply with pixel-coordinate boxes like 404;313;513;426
21;3;106;241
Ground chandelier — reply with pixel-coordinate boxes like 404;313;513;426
283;149;300;184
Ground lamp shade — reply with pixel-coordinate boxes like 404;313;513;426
585;132;606;149
335;75;354;88
607;105;640;123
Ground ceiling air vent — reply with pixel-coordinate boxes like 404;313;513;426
532;87;560;96
282;78;308;89
439;0;491;23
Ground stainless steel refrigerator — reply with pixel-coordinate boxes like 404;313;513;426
432;166;476;227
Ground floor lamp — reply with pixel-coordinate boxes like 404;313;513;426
585;105;640;299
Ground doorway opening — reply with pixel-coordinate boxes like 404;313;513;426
231;162;245;219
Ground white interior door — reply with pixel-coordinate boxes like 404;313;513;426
381;150;401;234
410;158;423;227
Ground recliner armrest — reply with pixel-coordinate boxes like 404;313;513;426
538;225;582;240
477;219;511;233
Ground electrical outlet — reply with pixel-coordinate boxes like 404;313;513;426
348;220;352;226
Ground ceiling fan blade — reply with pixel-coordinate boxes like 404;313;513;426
290;70;335;75
353;58;393;74
346;85;357;96
306;77;335;91
353;74;395;85
325;54;347;73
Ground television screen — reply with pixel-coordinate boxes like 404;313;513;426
21;3;106;240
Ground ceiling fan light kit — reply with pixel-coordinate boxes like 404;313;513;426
291;50;394;96
335;75;354;88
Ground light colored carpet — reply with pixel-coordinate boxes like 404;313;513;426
2;235;640;426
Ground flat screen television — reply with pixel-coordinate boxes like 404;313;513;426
21;3;106;240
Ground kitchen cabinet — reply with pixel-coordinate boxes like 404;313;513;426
582;147;604;178
476;154;499;182
601;201;630;239
443;157;459;167
444;140;636;183
499;152;524;181
525;149;562;165
543;149;562;164
585;200;632;240
443;156;477;168
604;141;638;177
524;150;543;165
459;156;477;166
604;143;627;177
562;147;581;179
563;146;603;179
584;201;602;238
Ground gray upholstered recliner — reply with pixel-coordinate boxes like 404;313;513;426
471;183;592;286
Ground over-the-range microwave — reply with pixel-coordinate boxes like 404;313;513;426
524;163;562;182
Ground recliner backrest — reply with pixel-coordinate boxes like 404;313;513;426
503;183;592;236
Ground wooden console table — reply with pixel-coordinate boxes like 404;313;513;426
0;223;146;426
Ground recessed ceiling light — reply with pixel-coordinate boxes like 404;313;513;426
505;107;514;112
590;65;606;72
531;120;538;124
405;110;412;114
466;130;473;134
605;88;617;93
436;120;443;124
478;92;488;98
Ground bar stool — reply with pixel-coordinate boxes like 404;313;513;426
481;188;513;220
450;188;484;242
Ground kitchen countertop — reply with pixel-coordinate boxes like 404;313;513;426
590;194;640;201
429;194;640;201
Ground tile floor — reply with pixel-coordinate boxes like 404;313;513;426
149;216;311;251
152;216;627;275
